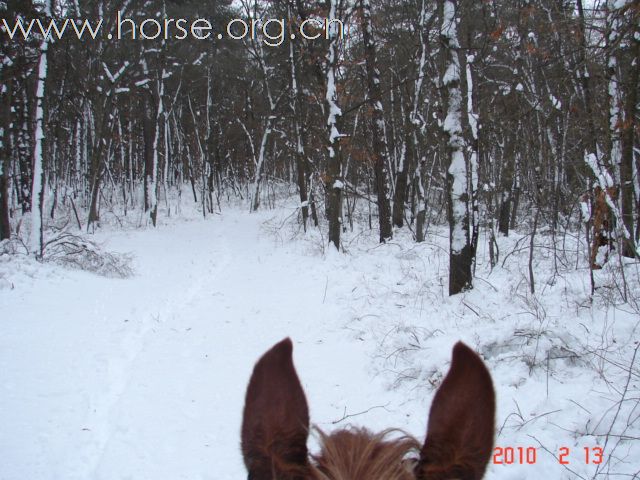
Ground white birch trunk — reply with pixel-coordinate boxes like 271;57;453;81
30;0;52;257
148;71;164;223
251;38;275;212
325;0;344;249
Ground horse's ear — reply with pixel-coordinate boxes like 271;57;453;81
415;342;495;480
241;338;310;479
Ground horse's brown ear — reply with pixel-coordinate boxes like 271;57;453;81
415;342;495;480
241;338;310;479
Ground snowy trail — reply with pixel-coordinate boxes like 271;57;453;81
1;211;407;480
5;209;640;479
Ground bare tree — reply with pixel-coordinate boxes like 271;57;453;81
325;0;344;250
360;0;392;242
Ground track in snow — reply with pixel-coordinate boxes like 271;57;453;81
1;211;406;480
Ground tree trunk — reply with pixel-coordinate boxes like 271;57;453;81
498;146;514;236
0;75;11;240
87;151;102;228
393;163;408;228
251;120;271;212
16;87;32;215
289;30;309;230
143;91;155;214
414;159;427;242
361;0;392;242
325;0;343;250
441;0;474;295
619;22;638;257
30;10;51;257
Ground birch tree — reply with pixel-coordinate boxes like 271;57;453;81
249;38;276;213
0;0;15;240
440;0;475;295
0;74;11;241
325;0;344;250
412;0;436;242
29;0;53;257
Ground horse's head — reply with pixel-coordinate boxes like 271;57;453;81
241;338;495;479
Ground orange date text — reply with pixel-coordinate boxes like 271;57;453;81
493;446;604;465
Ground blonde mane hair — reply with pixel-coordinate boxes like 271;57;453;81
311;427;420;480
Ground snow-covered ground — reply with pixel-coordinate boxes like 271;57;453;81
1;202;639;479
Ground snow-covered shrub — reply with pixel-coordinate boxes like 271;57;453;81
44;231;133;278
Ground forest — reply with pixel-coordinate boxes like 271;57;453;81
1;0;639;294
1;0;640;479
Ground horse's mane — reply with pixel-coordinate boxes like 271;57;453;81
311;427;420;480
